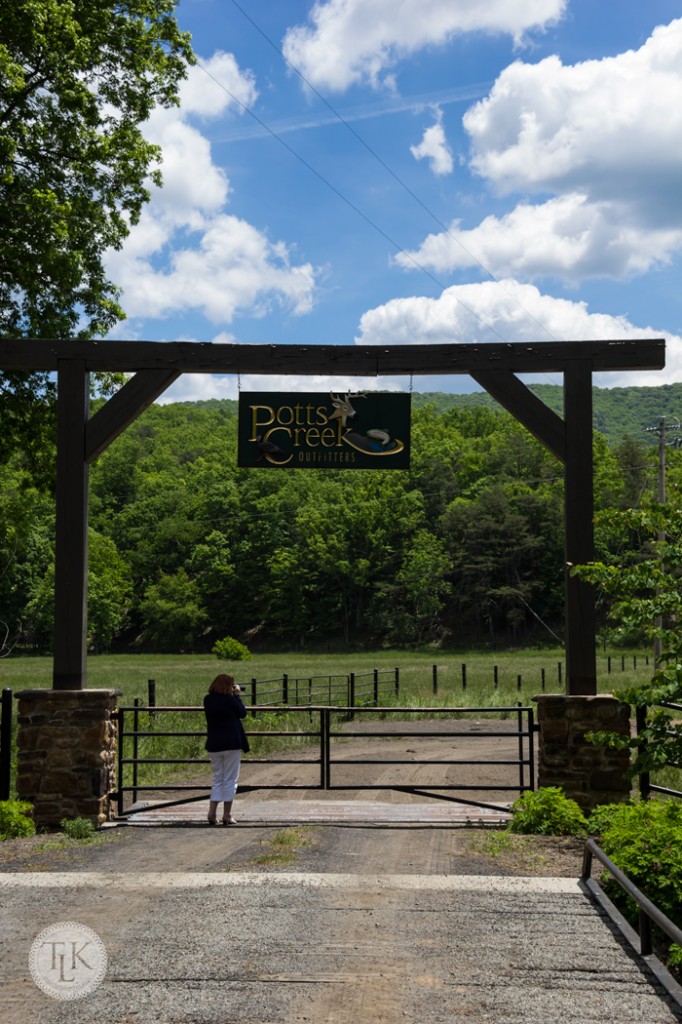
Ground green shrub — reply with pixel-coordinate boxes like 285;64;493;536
212;636;251;662
588;798;682;929
508;787;589;836
0;800;36;839
60;817;96;840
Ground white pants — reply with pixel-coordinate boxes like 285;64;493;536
208;749;241;802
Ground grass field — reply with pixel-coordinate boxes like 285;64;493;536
0;646;654;706
3;647;677;801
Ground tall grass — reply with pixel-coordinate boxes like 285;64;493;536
0;648;658;800
0;647;653;705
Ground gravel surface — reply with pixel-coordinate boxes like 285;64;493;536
2;871;681;1024
1;722;679;1023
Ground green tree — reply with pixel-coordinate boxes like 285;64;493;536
139;567;209;652
87;530;133;652
572;503;682;775
0;1;194;466
372;529;452;645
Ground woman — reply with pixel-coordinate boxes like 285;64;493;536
203;673;248;825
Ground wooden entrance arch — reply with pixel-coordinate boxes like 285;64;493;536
0;337;665;694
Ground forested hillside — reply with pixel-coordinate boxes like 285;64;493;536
413;382;682;443
1;387;680;655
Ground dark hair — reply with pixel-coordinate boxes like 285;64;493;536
209;673;236;695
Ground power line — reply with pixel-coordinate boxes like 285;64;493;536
227;0;558;344
196;58;510;344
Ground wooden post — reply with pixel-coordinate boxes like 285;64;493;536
53;359;90;690
564;362;597;694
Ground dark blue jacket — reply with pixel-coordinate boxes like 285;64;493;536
203;692;247;752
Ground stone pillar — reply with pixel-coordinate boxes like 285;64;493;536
15;689;121;829
533;694;631;814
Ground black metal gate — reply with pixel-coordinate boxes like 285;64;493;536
113;704;535;817
0;688;12;801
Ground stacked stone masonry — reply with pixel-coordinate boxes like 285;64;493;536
15;689;120;828
534;694;632;813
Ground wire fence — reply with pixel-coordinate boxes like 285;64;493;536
144;668;399;710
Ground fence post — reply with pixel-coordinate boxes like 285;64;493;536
394;667;399;697
636;706;650;800
494;665;498;689
321;708;330;790
461;663;467;690
147;679;156;723
633;655;637;669
622;655;625;672
607;656;611;674
250;678;257;707
374;668;379;705
517;674;522;692
349;672;356;715
541;668;545;692
132;698;140;805
117;707;125;817
432;664;438;695
282;673;289;704
528;705;536;792
0;688;12;801
558;662;562;685
517;702;525;795
638;906;653;956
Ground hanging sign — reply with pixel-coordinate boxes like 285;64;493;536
238;391;411;469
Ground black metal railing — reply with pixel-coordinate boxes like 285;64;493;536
582;838;682;960
113;703;535;817
637;701;682;801
0;688;11;800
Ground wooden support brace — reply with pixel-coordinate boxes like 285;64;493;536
86;369;181;463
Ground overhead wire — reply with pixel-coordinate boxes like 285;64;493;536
226;0;558;345
195;58;510;345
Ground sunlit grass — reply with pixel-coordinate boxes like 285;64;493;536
0;647;658;799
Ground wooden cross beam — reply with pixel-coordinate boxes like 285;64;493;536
0;338;665;694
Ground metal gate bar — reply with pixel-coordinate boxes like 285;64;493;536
114;703;535;817
0;688;12;801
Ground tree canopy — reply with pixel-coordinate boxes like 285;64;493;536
0;0;193;338
1;397;666;655
0;1;194;478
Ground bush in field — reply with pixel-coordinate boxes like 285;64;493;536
508;786;589;836
0;800;35;839
212;636;251;661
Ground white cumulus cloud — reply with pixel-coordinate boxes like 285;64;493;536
410;111;453;176
108;53;317;328
464;19;682;215
283;0;566;91
397;194;682;281
355;279;680;387
400;19;682;284
110;215;315;323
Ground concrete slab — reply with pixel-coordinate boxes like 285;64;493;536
121;798;513;826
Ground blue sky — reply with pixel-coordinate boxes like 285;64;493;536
105;0;682;403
